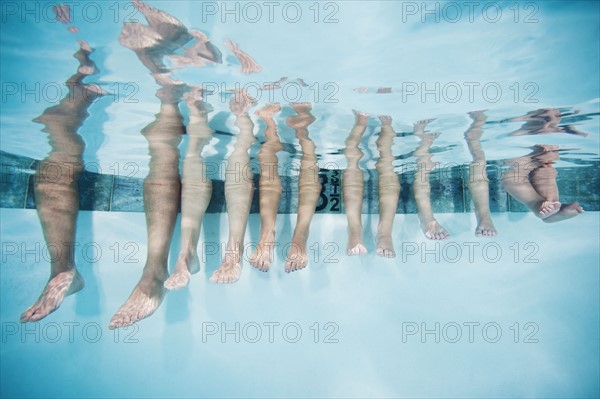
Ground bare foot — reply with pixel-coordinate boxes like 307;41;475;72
352;109;369;125
285;240;308;273
228;89;256;116
21;269;84;323
468;110;488;121
120;0;189;52
378;114;392;126
346;226;366;256
184;85;213;111
543;202;584;223
224;39;262;74
347;227;366;256
210;252;242;283
286;102;316;129
132;0;188;42
347;243;367;256
167;29;222;68
414;118;436;134
376;234;396;258
539;201;561;219
423;220;450;240
255;102;281;119
164;252;199;290
249;237;276;272
109;272;166;329
475;219;497;237
417;131;441;143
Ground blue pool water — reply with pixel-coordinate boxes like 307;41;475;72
1;209;599;397
1;1;599;398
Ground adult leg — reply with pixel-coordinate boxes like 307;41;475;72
249;103;283;271
375;115;400;257
165;88;214;289
210;92;256;283
413;119;449;240
343;110;368;255
285;103;321;272
465;111;496;237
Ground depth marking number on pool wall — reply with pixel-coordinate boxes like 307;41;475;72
316;169;342;213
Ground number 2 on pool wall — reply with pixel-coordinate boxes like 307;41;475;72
316;170;342;213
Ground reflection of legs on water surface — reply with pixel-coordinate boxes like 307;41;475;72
165;88;214;290
21;42;102;323
210;92;256;283
502;145;583;223
109;91;184;329
465;111;496;237
413;119;450;240
249;103;283;272
343;111;368;256
375;115;400;257
285;103;321;273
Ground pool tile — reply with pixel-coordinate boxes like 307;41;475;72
1;151;598;214
206;179;225;213
78;171;114;211
110;176;144;212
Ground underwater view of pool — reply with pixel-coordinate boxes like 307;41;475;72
1;1;599;398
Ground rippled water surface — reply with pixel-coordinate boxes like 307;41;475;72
1;1;599;398
1;1;598;176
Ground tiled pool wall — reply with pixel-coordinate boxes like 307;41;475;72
1;150;598;213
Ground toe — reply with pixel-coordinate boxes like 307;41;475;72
29;309;45;322
20;307;35;323
108;315;121;330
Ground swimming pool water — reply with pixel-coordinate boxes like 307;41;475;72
1;208;599;398
1;1;599;398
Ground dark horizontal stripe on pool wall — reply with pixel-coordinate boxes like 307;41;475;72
1;151;598;213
